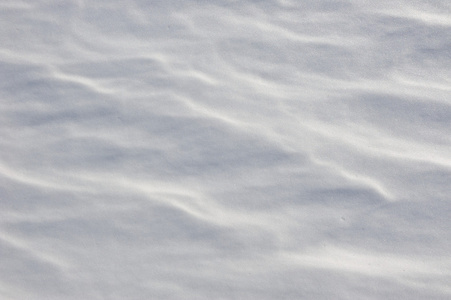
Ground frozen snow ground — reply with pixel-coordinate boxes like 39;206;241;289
1;1;450;299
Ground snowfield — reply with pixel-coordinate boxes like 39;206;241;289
1;0;450;299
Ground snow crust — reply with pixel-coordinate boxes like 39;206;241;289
1;1;450;299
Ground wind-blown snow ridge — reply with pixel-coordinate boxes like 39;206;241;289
1;0;450;299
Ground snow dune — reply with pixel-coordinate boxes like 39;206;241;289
1;0;450;299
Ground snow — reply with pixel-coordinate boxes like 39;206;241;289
1;0;450;299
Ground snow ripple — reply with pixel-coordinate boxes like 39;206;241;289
1;0;450;299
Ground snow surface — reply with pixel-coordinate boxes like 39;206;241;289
1;0;451;299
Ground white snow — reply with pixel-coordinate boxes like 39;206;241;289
1;0;450;299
